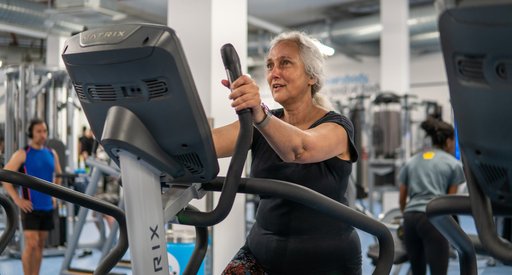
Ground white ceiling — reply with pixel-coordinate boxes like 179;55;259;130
0;0;438;66
114;0;368;28
248;0;359;27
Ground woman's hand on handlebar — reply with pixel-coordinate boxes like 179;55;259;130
222;74;265;122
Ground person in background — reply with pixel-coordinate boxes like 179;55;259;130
78;126;95;168
2;118;62;275
399;116;465;275
214;31;361;274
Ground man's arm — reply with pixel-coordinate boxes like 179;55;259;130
52;149;62;186
2;150;33;213
50;149;63;209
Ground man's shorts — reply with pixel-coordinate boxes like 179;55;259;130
21;209;54;231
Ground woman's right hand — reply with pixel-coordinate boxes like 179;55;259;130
225;74;266;123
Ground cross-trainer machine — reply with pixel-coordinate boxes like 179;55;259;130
426;3;512;275
0;23;394;275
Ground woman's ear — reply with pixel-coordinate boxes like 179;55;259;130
308;75;316;86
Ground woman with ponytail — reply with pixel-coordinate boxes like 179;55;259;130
398;116;466;275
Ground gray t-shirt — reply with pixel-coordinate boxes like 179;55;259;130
399;148;465;213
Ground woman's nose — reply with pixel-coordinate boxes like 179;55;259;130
268;67;281;78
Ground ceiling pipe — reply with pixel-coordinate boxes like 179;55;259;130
0;22;47;39
1;1;440;58
305;5;438;45
247;15;285;34
0;0;110;38
248;5;440;58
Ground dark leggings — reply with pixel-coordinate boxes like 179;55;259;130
403;211;449;275
222;242;361;275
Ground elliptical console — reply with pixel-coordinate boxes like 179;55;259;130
62;23;219;183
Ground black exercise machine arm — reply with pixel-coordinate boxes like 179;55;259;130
177;44;253;227
435;3;512;270
202;177;394;275
177;113;251;227
462;154;512;264
181;205;209;275
0;194;18;253
0;169;128;275
427;195;477;275
427;193;512;275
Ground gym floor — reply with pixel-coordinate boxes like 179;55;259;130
0;215;510;274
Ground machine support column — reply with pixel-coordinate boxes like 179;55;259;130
119;151;169;274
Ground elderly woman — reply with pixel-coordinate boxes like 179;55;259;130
213;31;361;274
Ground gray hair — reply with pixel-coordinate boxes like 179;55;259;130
268;31;326;97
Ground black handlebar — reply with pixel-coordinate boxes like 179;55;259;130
0;194;17;253
0;169;128;275
177;44;253;226
462;154;512;264
202;177;395;275
181;205;209;275
221;43;242;87
427;195;478;275
221;43;251;115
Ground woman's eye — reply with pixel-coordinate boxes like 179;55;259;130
281;60;291;66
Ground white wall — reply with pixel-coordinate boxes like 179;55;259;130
410;51;451;121
324;54;381;102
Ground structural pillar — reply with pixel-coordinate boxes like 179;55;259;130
168;1;247;274
377;0;410;215
380;0;409;94
46;35;67;69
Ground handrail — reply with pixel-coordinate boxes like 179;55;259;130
0;194;18;253
426;195;477;275
182;205;209;275
0;169;128;275
202;177;394;275
463;154;512;264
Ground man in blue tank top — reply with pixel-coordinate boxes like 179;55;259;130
3;118;62;275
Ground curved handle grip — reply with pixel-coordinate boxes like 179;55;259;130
0;194;17;254
221;43;250;115
221;43;242;84
0;169;128;275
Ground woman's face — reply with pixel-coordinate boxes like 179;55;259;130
265;41;316;106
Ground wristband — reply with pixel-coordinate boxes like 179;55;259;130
254;102;272;128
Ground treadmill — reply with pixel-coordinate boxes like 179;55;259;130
1;23;394;275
